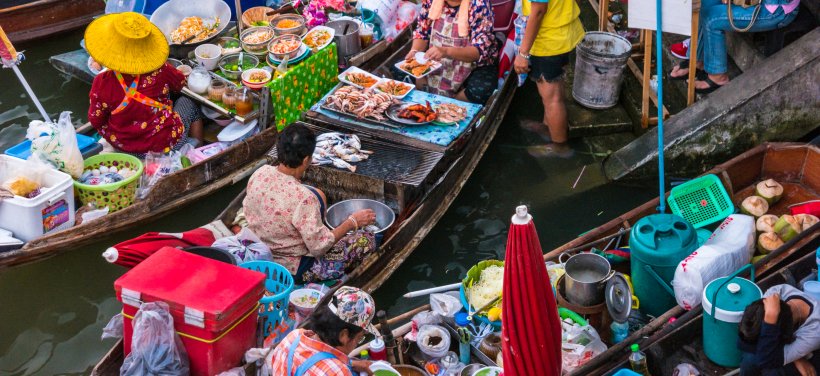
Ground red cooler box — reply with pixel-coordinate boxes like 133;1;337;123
115;247;265;376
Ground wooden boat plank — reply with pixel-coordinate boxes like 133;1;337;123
1;0;103;43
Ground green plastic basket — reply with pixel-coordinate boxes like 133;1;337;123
667;174;734;229
74;153;143;213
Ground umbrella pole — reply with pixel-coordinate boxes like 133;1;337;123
656;0;666;213
0;24;50;122
235;0;245;35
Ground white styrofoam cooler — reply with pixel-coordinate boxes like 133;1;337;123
0;155;76;242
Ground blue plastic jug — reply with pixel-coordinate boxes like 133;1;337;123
703;264;761;367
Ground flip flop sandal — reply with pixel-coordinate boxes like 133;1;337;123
668;60;707;81
694;76;726;94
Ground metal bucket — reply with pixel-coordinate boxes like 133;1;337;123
572;32;632;109
326;20;361;64
560;252;614;306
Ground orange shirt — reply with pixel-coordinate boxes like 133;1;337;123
269;329;353;376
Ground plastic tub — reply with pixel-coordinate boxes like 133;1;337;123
239;261;294;337
417;325;451;360
289;288;324;319
0;155;76;242
5;134;99;160
74;153;143;213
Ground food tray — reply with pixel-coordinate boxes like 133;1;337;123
337;66;380;89
373;78;414;99
385;103;433;125
302;26;334;51
182;72;261;123
318;86;401;128
394;59;442;79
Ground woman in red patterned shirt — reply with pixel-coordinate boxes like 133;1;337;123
84;12;203;155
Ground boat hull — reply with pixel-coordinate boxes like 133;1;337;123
1;0;104;44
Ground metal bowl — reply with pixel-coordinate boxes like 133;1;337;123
218;53;260;80
271;14;306;36
268;34;303;61
216;37;242;55
240;26;276;55
325;199;395;234
150;0;231;46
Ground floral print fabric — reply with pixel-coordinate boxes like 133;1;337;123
413;0;499;66
88;62;187;154
243;166;336;274
329;286;378;335
301;230;376;282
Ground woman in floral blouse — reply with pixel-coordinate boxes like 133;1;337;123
408;0;498;103
84;12;203;155
243;124;377;283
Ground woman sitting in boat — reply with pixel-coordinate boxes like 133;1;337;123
85;12;203;155
738;285;820;376
243;124;377;284
269;287;377;375
406;0;499;104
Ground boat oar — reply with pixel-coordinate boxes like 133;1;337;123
403;282;461;298
467;295;501;322
0;25;51;122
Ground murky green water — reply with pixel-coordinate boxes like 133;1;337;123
0;30;654;374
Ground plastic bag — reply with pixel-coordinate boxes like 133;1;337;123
404;310;442;342
430;292;463;317
561;323;607;373
120;301;189;376
211;227;273;264
0;157;51;198
672;214;755;310
101;313;123;340
27;111;84;178
137;148;188;199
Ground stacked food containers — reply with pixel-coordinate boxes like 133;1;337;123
115;247;265;375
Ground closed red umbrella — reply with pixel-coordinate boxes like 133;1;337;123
102;228;221;268
501;206;561;376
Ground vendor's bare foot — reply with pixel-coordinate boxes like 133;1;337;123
527;143;574;159
519;119;553;142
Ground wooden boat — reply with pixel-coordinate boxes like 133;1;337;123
540;143;820;376
601;244;820;376
91;38;517;374
0;0;104;44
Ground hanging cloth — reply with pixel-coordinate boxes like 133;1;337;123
428;0;471;37
111;71;172;115
426;11;475;97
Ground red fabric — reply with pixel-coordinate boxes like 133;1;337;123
88;62;187;154
501;220;562;376
108;228;217;268
497;17;517;80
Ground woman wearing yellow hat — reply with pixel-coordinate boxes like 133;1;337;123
85;12;203;155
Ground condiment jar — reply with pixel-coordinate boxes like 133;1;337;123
187;66;212;94
207;80;226;102
222;86;237;110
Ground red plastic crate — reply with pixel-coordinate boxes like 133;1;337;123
115;247;265;376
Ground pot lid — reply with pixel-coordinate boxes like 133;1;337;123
605;272;632;323
703;276;761;314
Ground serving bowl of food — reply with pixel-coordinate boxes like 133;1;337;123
268;34;303;61
289;288;325;318
218;53;260;80
240;26;275;55
271;14;306;36
302;26;334;51
194;43;221;70
241;6;276;28
216;37;241;55
241;68;272;89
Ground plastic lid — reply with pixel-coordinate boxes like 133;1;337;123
704;276;761;314
629;214;698;266
631;344;640;352
454;311;469;326
369;337;384;351
359;350;369;357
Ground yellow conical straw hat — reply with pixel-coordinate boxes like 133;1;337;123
84;12;169;75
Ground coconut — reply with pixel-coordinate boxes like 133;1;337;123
741;196;769;218
755;179;784;204
774;215;801;242
755;214;779;233
795;214;819;232
757;232;784;254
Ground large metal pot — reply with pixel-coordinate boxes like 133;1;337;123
326;20;361;63
325;199;395;234
560;252;614;306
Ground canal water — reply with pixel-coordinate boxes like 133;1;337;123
0;30;655;374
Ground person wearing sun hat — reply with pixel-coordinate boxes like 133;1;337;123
85;12;203;155
269;286;379;376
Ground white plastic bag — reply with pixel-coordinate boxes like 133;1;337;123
561;323;607;373
27;111;84;178
101;313;124;340
120;301;189;376
430;292;463;317
672;214;756;310
211;227;273;264
137;149;187;199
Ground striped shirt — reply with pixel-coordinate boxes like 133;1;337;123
269;329;353;376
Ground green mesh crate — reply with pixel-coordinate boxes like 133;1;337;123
667;174;734;229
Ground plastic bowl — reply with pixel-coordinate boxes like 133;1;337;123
241;68;272;89
240;26;275;55
289;288;324;317
194;43;221;70
271;14;306;36
218;53;260;80
471;367;503;376
268;34;303;61
201;105;233;126
325;199;395;234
